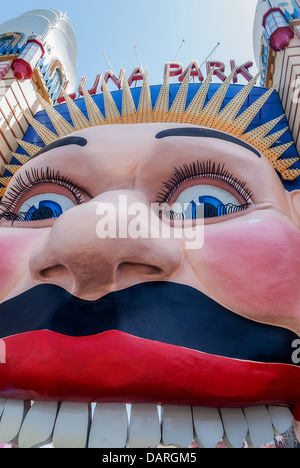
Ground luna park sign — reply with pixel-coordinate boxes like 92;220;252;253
57;59;254;103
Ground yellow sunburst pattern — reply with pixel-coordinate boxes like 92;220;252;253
1;67;299;198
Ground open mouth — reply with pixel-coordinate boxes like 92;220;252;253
0;281;299;448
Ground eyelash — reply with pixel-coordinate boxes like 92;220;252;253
0;161;253;223
0;167;83;220
156;159;254;204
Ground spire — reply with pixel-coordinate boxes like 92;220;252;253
15;139;42;157
242;114;284;149
61;90;91;131
22;111;58;145
37;94;75;137
231;82;279;136
167;65;192;123
122;74;136;124
154;66;170;123
11;153;30;165
216;72;261;131
81;86;106;126
102;79;122;125
198;68;237;128
183;67;215;124
136;69;153;124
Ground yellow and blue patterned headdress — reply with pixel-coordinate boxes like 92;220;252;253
0;66;299;199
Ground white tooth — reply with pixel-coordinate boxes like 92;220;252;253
162;405;193;448
0;399;28;444
88;403;128;448
18;401;58;448
192;407;224;448
244;406;274;447
268;406;293;434
128;404;161;448
0;398;6;418
220;408;248;448
52;402;90;448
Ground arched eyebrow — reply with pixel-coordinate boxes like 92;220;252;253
155;127;261;158
30;136;88;159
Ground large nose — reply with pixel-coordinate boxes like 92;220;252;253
29;191;183;300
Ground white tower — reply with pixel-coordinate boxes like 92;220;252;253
254;0;300;154
0;9;78;174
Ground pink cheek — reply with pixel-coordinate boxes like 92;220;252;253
0;229;45;300
198;214;300;328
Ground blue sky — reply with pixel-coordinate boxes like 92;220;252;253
1;0;260;88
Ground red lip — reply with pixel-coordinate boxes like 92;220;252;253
0;330;299;412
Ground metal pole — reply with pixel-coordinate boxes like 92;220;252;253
174;39;185;62
134;45;143;68
199;42;221;69
102;51;117;75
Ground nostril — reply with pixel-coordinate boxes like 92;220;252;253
116;262;164;279
36;263;75;292
39;264;72;282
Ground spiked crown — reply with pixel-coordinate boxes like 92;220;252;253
0;66;299;199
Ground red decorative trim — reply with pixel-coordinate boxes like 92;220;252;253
0;120;13;153
4;95;23;136
0;62;10;80
15;80;34;117
56;80;76;103
26;39;45;58
8;86;27;134
276;46;300;149
262;8;284;28
0;146;8;165
206;61;227;82
78;74;102;96
11;58;33;80
287;72;300;126
269;27;294;52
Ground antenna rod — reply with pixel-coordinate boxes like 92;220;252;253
134;45;143;68
199;42;221;69
174;39;185;62
102;52;116;74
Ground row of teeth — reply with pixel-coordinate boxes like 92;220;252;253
0;398;295;448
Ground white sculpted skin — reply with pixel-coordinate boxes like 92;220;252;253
0;123;300;334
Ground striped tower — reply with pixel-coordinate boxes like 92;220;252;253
253;0;300;155
0;9;77;174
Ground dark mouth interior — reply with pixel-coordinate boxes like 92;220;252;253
0;281;298;365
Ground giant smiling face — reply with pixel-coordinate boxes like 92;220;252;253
0;122;299;448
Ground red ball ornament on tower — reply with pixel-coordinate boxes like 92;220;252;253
262;7;294;52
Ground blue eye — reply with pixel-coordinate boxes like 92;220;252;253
172;185;250;220
18;193;76;221
185;195;228;219
24;200;63;221
38;200;63;215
